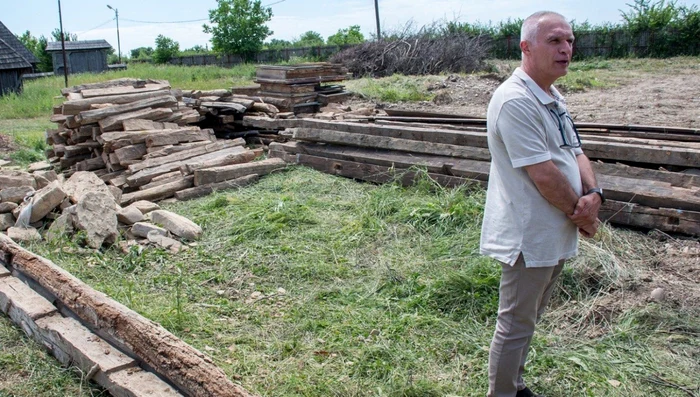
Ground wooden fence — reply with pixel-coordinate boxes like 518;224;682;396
152;29;698;67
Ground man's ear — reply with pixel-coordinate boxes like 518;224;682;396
520;40;530;55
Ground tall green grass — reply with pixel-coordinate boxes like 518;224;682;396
0;63;257;120
9;167;695;397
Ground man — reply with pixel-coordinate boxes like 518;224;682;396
480;11;603;397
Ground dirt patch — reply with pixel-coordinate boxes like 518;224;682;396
356;66;700;129
0;133;15;157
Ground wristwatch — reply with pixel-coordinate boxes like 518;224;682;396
586;187;605;203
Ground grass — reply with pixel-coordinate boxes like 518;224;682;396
2;57;699;396
345;74;442;102
2;167;696;396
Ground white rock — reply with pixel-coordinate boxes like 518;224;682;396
7;226;42;242
131;222;168;239
117;206;144;225
71;191;118;248
149;210;202;240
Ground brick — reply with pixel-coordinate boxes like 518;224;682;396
104;367;183;397
0;276;57;337
35;315;136;375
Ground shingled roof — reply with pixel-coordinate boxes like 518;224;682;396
0;20;38;65
46;40;112;52
0;37;32;70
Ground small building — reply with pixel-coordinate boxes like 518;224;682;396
46;40;112;75
0;20;38;95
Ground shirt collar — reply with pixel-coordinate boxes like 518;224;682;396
513;67;564;106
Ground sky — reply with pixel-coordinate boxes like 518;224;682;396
3;0;700;57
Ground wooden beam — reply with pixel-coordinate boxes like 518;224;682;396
0;234;256;397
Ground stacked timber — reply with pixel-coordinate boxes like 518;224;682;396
254;63;351;112
45;79;287;206
242;114;700;237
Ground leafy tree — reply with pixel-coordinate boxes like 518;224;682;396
327;25;365;46
130;46;154;59
16;30;52;72
293;31;324;47
203;0;273;60
153;35;180;64
264;38;292;50
50;28;77;42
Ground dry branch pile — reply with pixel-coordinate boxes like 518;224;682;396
330;33;490;77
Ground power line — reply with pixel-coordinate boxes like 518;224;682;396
121;17;208;24
77;18;115;35
264;0;286;6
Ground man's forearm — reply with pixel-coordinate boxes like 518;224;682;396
577;154;598;192
525;160;580;215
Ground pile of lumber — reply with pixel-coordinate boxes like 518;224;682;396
242;114;700;237
254;63;351;113
45;79;286;206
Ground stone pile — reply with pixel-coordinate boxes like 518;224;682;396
0;168;202;252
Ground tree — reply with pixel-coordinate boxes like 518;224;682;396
203;0;273;60
327;25;365;46
264;38;292;50
16;30;52;72
50;28;77;42
130;47;154;59
153;35;180;64
293;31;324;47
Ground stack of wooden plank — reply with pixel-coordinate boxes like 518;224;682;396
46;79;287;205
254;63;351;112
242;115;700;237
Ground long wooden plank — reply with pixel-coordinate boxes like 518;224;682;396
62;90;183;115
194;158;286;186
99;107;173;132
0;234;256;397
80;83;171;99
76;95;177;125
129;139;244;172
292;128;491;161
583;139;699;167
270;141;491;181
292;153;484;189
600;200;700;236
598;174;700;212
120;176;194;205
591;161;699;189
174;174;259;201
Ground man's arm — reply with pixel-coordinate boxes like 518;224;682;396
569;154;602;237
524;160;579;215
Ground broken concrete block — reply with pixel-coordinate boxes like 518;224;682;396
46;213;74;241
0;186;35;204
63;171;115;205
117;206;144;225
29;181;66;223
0;213;15;231
0;202;18;213
34;174;50;190
72;192;118;248
148;210;202;241
27;161;51;173
108;185;122;203
0;170;37;189
33;169;58;184
7;227;42;242
131;222;167;239
129;200;160;215
147;231;184;253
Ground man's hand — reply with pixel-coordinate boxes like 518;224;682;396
569;193;602;238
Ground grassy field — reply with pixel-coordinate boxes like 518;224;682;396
1;59;699;396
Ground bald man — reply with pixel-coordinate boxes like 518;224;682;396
480;11;603;397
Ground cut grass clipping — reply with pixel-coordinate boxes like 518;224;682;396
5;166;695;397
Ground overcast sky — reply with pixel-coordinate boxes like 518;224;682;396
3;0;700;56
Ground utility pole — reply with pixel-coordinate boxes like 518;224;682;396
374;0;381;40
57;0;68;87
107;4;121;63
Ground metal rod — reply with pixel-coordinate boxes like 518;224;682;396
58;0;68;87
115;8;121;63
374;0;381;40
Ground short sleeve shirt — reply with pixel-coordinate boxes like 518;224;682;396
480;68;584;267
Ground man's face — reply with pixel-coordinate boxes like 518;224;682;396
528;17;574;81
